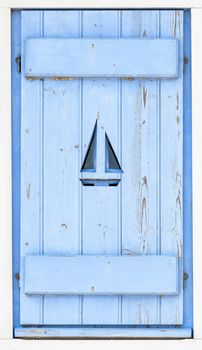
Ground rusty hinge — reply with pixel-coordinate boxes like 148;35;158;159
15;272;21;287
184;56;189;65
15;55;21;73
183;272;189;289
183;55;189;74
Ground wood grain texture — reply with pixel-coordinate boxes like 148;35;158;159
121;10;161;325
12;9;21;329
160;10;183;325
21;10;44;325
20;10;184;328
42;9;81;326
81;10;121;325
14;327;192;338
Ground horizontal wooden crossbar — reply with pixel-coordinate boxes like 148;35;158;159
25;255;178;295
14;327;192;339
25;39;178;78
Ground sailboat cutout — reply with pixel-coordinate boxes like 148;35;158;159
81;122;122;186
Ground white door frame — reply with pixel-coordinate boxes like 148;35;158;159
0;1;201;348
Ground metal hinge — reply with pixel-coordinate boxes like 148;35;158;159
183;55;189;74
183;272;189;289
15;272;21;287
15;55;21;73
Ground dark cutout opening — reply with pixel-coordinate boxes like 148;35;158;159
81;122;97;172
83;183;94;186
81;179;120;187
105;133;122;173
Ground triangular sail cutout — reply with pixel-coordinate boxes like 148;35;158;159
81;122;97;172
105;134;122;173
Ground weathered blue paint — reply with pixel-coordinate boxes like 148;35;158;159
12;10;21;330
25;255;178;295
25;38;178;78
11;9;192;337
20;9;184;326
183;10;193;329
158;10;183;325
14;327;192;339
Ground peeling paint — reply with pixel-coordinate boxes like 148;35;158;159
61;223;68;230
26;184;30;200
122;77;135;81
143;87;147;108
122;248;136;256
176;116;180;124
176;93;179;110
140;176;149;251
143;30;147;37
27;76;76;81
176;190;182;219
173;11;177;37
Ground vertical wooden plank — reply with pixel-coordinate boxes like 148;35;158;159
183;10;193;329
121;10;160;325
12;10;21;328
0;8;13;338
82;10;121;324
192;8;202;339
42;11;81;324
160;10;183;324
20;10;44;325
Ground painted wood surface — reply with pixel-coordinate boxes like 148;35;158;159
160;10;183;325
20;10;44;326
20;10;183;327
12;9;21;329
14;327;192;338
25;38;178;78
42;10;81;325
121;10;161;325
183;9;193;330
25;255;178;295
81;11;121;325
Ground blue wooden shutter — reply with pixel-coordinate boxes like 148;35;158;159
19;10;183;328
